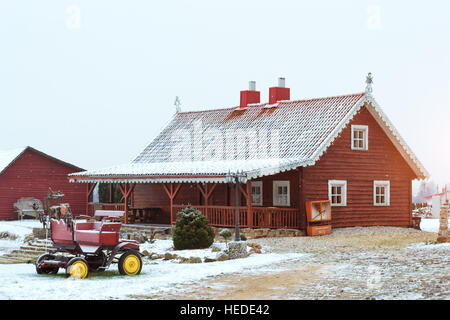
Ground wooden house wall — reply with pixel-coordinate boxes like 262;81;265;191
302;106;416;228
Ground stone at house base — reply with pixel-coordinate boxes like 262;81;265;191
120;225;172;243
204;257;217;263
164;252;178;260
437;236;447;243
212;227;305;241
188;257;202;263
150;253;160;260
216;252;229;261
247;242;262;250
228;241;248;259
178;257;189;263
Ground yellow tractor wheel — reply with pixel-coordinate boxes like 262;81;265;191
66;257;89;279
118;250;142;276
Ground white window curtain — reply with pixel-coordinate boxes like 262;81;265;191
251;181;263;206
273;181;290;206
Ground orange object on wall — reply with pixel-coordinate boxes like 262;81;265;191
307;225;332;236
305;200;332;236
305;200;331;222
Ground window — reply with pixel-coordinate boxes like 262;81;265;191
273;181;290;206
328;180;347;206
351;125;368;150
251;181;263;206
374;181;390;206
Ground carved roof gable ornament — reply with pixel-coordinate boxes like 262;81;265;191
174;96;181;113
365;72;374;94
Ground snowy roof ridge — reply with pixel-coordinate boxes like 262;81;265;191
0;147;27;175
177;92;367;114
0;146;84;176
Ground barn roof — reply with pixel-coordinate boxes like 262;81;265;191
0;146;84;175
69;91;429;183
0;147;27;175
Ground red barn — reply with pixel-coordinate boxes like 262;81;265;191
69;75;428;230
0;146;86;220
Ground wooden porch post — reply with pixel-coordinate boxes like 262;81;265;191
246;181;253;228
299;168;305;230
86;182;97;216
196;183;218;221
109;183;113;203
238;184;249;229
162;183;181;225
124;184;129;224
118;183;136;224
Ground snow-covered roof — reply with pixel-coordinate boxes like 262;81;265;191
69;92;429;183
0;146;84;175
0;147;27;175
68;158;303;183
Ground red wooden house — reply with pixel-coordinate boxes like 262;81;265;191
0;146;86;220
69;76;428;230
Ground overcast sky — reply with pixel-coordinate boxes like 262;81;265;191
1;1;449;190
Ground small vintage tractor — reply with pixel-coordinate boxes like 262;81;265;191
36;200;142;279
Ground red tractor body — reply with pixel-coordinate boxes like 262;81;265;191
36;210;142;279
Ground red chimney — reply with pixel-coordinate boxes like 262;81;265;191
269;77;290;104
239;81;260;109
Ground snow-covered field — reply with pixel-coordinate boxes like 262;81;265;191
0;219;305;299
0;220;42;238
0;220;42;254
0;219;448;300
0;252;304;300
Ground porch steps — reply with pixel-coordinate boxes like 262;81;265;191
0;239;53;264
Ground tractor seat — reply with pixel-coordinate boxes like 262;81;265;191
75;221;103;232
74;221;120;246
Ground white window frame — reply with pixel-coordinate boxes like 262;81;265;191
373;180;390;206
351;125;369;151
273;181;290;207
251;181;263;206
328;180;347;207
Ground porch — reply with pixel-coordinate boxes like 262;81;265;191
88;203;300;229
85;180;303;230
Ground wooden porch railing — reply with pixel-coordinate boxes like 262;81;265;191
252;207;300;229
173;205;248;227
173;205;300;229
87;202;125;216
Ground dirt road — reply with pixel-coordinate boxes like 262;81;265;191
132;227;448;300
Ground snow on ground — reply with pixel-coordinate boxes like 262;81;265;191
0;220;41;254
140;240;255;259
420;218;449;233
0;221;448;300
0;220;41;238
0;252;305;300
